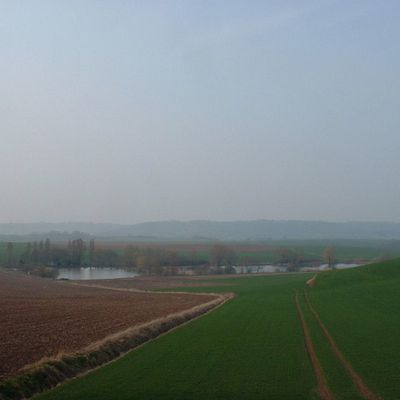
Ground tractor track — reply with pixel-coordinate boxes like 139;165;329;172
304;291;382;400
294;291;334;400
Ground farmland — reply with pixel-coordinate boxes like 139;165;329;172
35;273;316;400
30;259;400;400
0;270;216;379
2;259;400;399
305;259;400;400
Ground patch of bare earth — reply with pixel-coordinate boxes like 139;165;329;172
306;275;317;288
294;291;333;400
304;291;382;400
0;270;216;380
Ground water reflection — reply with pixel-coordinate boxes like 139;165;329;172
233;263;360;274
57;267;138;280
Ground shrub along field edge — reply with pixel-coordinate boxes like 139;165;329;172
0;292;233;400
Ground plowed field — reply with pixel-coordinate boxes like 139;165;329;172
0;270;215;379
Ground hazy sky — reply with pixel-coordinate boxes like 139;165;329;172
1;1;399;224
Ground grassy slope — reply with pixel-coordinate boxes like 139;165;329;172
37;274;316;400
307;258;400;400
298;292;363;400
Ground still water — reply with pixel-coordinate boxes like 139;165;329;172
58;263;360;280
57;267;138;280
233;265;286;273
302;263;360;271
233;263;359;274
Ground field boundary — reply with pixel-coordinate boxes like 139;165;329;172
304;291;381;400
294;291;333;400
0;288;234;400
71;281;227;296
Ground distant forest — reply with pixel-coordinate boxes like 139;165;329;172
0;239;240;277
0;238;331;278
2;236;400;279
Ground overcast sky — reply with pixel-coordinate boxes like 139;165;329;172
1;1;399;224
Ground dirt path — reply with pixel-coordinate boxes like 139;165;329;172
306;275;318;288
304;291;382;400
294;291;334;400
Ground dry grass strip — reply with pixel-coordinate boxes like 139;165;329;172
294;291;333;400
0;292;233;400
304;291;382;400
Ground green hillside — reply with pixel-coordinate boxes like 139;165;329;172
36;274;317;400
28;260;400;400
307;258;400;400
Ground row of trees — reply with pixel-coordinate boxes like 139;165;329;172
2;240;241;275
4;239;88;268
2;239;337;276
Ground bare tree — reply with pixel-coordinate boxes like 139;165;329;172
6;242;14;267
210;245;237;273
89;239;95;266
32;242;39;264
44;238;51;264
239;256;251;273
136;255;149;275
123;245;139;269
71;239;85;266
323;246;336;269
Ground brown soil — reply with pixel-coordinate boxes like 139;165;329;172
294;291;333;400
0;292;232;400
0;270;216;380
304;291;382;400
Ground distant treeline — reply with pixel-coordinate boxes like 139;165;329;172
1;240;242;276
0;239;335;277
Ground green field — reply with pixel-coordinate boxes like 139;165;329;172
37;273;318;400
306;258;400;400
19;259;400;399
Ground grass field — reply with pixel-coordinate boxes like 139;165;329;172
36;273;317;400
7;259;400;399
306;258;400;400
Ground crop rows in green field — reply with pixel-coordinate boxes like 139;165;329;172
297;292;363;400
37;274;317;400
306;259;400;400
16;259;400;399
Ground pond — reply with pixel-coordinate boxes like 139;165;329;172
233;263;360;274
233;265;287;274
57;263;361;280
301;263;360;272
57;267;138;280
